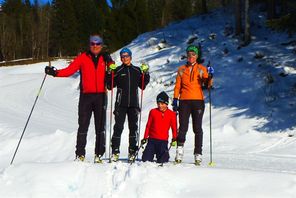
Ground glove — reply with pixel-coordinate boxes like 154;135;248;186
108;63;117;71
140;64;149;73
203;78;213;89
45;66;57;77
207;66;214;78
170;139;177;147
141;138;147;145
172;98;179;112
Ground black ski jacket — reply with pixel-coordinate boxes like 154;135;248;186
107;64;150;108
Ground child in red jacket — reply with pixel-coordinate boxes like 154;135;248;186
141;91;177;163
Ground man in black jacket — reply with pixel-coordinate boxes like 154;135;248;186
107;48;150;162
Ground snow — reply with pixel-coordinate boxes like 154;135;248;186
0;8;296;198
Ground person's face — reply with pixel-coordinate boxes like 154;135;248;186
120;52;132;65
157;102;168;112
90;41;102;55
187;51;198;64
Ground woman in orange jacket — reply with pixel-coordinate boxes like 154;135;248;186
172;45;213;165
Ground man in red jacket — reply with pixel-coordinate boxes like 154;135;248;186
141;91;177;163
44;35;115;163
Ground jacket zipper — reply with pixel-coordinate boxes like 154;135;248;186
95;58;98;92
190;66;193;82
128;67;131;107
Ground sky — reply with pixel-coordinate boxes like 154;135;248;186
0;0;52;5
0;0;112;7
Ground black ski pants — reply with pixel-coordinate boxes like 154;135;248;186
112;106;138;154
177;100;205;155
75;93;106;156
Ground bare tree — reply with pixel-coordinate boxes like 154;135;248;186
235;0;242;35
244;0;251;45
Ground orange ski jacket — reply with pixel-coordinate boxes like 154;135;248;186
174;63;210;100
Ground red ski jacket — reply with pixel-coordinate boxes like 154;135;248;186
56;52;114;93
144;108;177;141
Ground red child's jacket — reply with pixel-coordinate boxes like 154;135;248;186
144;108;177;141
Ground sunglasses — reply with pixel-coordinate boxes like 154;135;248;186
187;52;197;57
120;55;130;59
90;42;102;46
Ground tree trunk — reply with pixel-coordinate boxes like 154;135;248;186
235;0;242;35
46;14;50;59
280;0;287;17
201;0;208;14
244;0;251;45
161;0;171;26
267;0;276;19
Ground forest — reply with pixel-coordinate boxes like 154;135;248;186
0;0;295;62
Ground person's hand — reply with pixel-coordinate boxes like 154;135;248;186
45;66;57;77
141;138;147;145
171;139;177;147
172;98;179;112
109;63;117;71
140;64;149;73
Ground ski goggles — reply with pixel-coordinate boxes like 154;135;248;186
90;42;102;46
89;35;103;45
120;55;130;59
187;52;197;57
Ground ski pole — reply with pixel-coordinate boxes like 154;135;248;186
208;87;215;166
108;71;114;162
10;70;48;165
104;93;108;159
207;64;215;167
137;73;145;160
130;142;144;165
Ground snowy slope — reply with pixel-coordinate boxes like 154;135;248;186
0;9;296;198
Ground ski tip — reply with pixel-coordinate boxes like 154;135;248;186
208;162;216;167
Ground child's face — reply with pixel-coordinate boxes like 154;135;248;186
157;102;168;112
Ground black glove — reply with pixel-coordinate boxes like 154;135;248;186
203;77;213;90
172;98;179;112
45;66;57;77
141;138;147;145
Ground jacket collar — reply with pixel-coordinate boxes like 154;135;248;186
122;63;133;67
186;61;197;67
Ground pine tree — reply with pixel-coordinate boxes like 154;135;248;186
50;0;79;57
72;0;102;52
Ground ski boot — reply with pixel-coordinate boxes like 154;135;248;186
110;153;120;162
94;154;103;163
128;153;136;163
75;155;85;162
175;146;184;164
128;147;138;163
194;154;202;166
